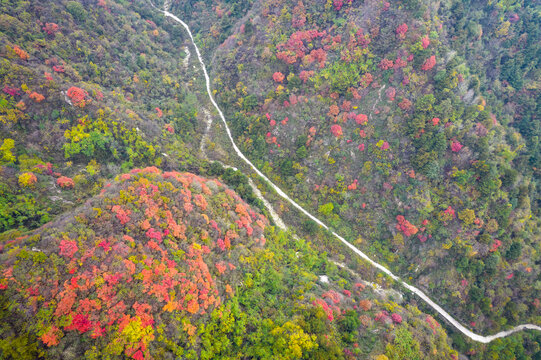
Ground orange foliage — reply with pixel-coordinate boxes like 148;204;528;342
396;215;418;237
331;124;343;137
421;35;430;49
328;104;340;117
215;262;227;275
186;299;200;314
41;326;61;347
398;98;412;110
29;92;45;103
18;172;37;187
272;72;285;83
183;321;197;336
57;176;75;188
359;299;372;311
54;290;77;316
42;23;60;36
299;70;314;83
396;23;408;38
379;58;394;70
359;72;373;88
12;45;29;60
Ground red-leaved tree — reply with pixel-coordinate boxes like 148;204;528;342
272;72;285;83
42;23;60;36
421;35;430;49
421;55;436;71
67;87;88;107
396;23;408;38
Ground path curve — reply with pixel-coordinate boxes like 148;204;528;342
149;2;541;344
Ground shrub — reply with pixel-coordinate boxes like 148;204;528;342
18;172;37;187
458;209;475;225
272;72;285;83
57;176;75;188
421;55;436;71
67;86;88;107
12;45;28;60
0;138;16;165
318;202;334;216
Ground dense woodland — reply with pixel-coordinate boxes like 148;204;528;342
0;0;539;359
204;0;540;339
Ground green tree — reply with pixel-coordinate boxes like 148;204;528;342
66;1;87;22
416;94;436;113
458;209;476;226
338;310;361;343
505;242;522;261
0;138;15;165
269;321;318;359
385;327;421;360
318;202;334;216
296;146;308;159
243;94;258;111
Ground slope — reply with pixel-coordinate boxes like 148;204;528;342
201;0;540;335
0;0;205;233
0;167;460;359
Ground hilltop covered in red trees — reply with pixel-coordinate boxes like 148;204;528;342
0;168;268;358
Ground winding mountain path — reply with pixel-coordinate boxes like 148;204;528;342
149;1;541;344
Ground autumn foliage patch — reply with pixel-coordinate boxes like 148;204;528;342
42;23;60;36
0;169;269;358
421;55;436;71
57;176;75;188
272;72;285;83
12;45;29;60
396;215;418;237
67;86;89;107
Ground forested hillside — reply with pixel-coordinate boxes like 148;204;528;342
200;0;540;337
0;0;205;233
0;0;539;359
0;167;463;359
